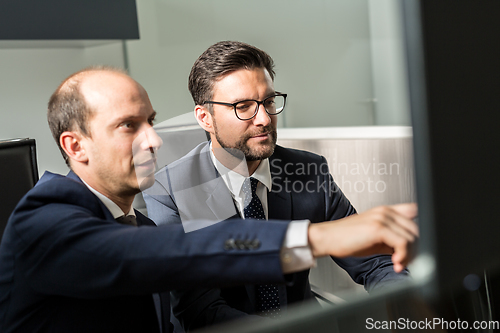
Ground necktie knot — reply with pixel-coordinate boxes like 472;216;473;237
249;177;259;195
242;177;259;198
116;214;137;226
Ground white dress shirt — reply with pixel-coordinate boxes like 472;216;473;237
210;145;315;273
81;179;135;219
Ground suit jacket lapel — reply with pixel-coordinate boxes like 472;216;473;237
205;176;240;221
198;143;240;221
268;154;292;221
135;211;155;226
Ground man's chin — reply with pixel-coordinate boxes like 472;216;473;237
245;145;275;161
137;173;155;192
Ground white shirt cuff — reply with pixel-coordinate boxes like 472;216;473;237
280;220;316;274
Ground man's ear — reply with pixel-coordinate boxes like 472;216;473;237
60;131;88;164
194;105;214;134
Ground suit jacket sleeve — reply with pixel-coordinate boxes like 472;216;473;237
7;175;290;299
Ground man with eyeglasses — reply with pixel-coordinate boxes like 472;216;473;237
143;41;416;331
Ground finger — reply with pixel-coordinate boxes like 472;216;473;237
388;214;419;240
392;247;413;272
379;214;417;244
378;227;413;271
392;261;404;273
389;203;418;220
386;204;419;237
385;217;419;271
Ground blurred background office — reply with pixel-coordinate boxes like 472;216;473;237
3;1;500;330
1;0;415;302
0;0;410;176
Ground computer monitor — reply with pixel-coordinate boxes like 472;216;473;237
403;0;500;295
0;138;39;238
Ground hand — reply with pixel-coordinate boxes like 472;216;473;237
308;203;419;273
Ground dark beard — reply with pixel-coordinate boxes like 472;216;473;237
214;123;277;161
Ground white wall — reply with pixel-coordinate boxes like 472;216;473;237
0;43;124;175
368;0;411;125
126;0;377;128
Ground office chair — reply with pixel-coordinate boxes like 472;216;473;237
0;138;39;238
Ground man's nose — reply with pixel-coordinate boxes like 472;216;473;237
140;127;163;151
252;104;271;126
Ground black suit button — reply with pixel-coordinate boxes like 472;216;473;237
250;239;261;249
224;238;236;250
235;239;246;250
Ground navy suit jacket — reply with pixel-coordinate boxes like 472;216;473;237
0;171;291;333
143;142;409;331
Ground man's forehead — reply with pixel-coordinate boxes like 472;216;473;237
80;71;132;92
80;71;145;108
213;68;275;99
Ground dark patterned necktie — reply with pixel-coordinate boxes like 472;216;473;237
116;214;137;226
242;177;281;319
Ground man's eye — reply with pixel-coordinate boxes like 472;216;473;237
121;122;134;129
148;118;156;126
236;103;252;111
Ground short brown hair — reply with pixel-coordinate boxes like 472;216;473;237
188;41;275;106
47;66;127;166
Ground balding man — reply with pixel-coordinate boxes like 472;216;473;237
0;67;418;333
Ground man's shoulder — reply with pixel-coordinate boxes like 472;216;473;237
5;171;109;241
14;171;102;216
33;171;88;197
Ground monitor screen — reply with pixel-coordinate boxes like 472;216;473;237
403;0;500;294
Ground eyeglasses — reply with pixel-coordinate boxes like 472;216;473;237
203;93;287;121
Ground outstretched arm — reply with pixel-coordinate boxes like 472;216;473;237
309;203;419;273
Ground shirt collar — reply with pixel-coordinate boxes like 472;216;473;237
81;179;135;219
209;142;272;197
